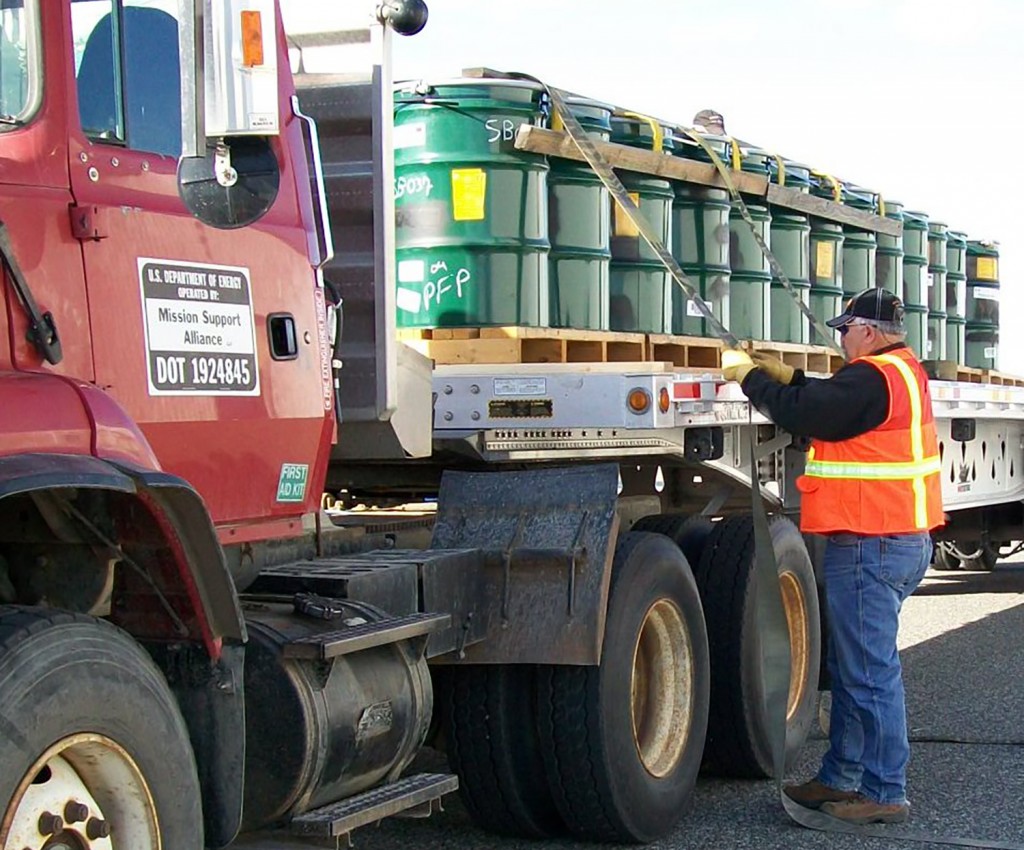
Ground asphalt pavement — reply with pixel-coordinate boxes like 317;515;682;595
242;559;1024;850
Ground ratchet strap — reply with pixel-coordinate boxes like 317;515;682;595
675;129;842;355
525;79;740;349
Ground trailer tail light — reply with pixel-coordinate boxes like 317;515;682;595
241;11;265;67
658;387;671;413
627;388;651;415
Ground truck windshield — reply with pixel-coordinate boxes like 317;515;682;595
0;0;40;127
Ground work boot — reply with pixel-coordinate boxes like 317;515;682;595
820;795;910;824
783;779;859;810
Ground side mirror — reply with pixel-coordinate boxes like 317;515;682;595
178;0;281;227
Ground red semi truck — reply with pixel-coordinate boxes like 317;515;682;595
1;2;1020;849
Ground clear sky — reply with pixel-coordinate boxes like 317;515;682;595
294;0;1024;371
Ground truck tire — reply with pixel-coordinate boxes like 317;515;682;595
536;532;710;843
633;513;715;568
445;665;562;838
695;515;821;778
0;607;202;850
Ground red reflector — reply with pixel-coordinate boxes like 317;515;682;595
672;382;701;400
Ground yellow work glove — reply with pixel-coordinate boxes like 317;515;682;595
721;348;757;383
750;351;796;384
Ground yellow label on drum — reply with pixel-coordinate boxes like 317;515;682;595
614;192;642;238
815;241;835;279
451;168;487;221
975;256;998;281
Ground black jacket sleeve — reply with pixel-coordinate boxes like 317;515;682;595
740;362;890;441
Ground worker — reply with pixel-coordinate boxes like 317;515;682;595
721;288;944;825
692;108;727;136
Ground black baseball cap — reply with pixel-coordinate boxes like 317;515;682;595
826;288;906;329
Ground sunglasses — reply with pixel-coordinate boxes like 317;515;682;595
838;321;872;336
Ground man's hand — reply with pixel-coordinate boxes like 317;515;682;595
751;351;796;384
721;348;756;383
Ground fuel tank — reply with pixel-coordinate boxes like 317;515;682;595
240;598;433;829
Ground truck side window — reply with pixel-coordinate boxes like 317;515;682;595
72;0;181;157
0;0;32;121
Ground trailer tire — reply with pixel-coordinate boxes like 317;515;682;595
445;665;562;838
932;541;962;571
633;513;715;568
537;532;710;843
0;607;202;850
695;515;821;778
958;540;998;572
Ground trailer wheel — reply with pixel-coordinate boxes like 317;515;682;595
695;515;821;778
445;665;562;838
958;540;998;572
633;513;716;568
0;607;202;850
932;542;962;571
537;532;710;843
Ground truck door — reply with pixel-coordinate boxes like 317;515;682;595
66;0;333;530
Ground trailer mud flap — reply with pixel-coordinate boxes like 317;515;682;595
430;464;619;665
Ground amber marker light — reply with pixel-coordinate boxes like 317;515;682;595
627;387;651;414
241;11;265;67
658;386;670;413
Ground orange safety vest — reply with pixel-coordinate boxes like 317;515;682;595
797;346;944;534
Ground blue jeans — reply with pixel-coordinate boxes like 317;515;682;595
816;532;931;805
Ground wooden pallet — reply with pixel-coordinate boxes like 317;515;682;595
645;333;723;368
923;360;988;383
980;370;1024;388
748;340;844;375
397;326;647;365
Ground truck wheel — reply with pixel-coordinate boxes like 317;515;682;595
445;665;562;838
695;515;821;778
633;513;715;568
0;607;202;850
932;542;962;571
537;532;710;843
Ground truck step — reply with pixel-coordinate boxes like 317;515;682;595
290;772;459;838
282;612;449;660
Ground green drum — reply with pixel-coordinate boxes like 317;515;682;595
945;230;968;320
965;241;1000;367
966;324;998;370
729;202;772;339
810;220;844;335
927;221;948;313
670;184;731;336
770;211;811;343
875;199;903;295
548;97;612;329
841;185;877;295
609;116;674;333
738;145;772;175
927;311;947;361
771;160;812;192
902;211;930;262
946;316;966;365
904;304;929;360
394;79;549;328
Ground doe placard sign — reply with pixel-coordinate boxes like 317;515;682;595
139;258;260;396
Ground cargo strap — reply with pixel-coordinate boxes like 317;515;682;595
676;129;842;354
531;81;740;349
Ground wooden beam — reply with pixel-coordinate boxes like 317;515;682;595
515;125;769;196
767;184;902;236
516;125;901;236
